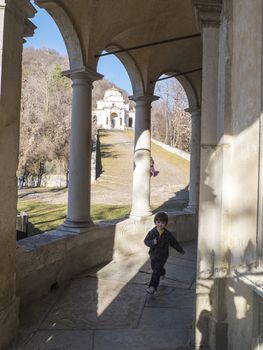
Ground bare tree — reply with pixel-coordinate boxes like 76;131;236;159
19;48;71;186
19;47;132;187
152;78;191;152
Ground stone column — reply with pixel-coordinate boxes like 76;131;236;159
62;67;102;230
0;1;36;348
194;0;222;280
186;107;201;212
129;94;158;219
193;1;223;349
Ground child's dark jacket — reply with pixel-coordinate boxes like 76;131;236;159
144;227;184;262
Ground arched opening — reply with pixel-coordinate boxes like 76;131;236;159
110;112;118;128
90;51;136;220
153;75;190;150
17;4;71;238
151;74;192;211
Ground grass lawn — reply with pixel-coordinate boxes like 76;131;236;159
151;142;190;177
18;200;131;236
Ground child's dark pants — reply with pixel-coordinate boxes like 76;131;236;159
149;259;166;290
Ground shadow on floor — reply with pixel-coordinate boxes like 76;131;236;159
9;241;197;350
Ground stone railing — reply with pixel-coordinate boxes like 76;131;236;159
16;211;197;305
151;138;190;161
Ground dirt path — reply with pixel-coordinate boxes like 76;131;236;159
18;130;190;208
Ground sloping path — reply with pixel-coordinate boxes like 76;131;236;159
9;242;196;350
18;129;190;209
91;129;190;207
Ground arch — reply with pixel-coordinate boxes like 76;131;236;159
95;44;145;96
35;0;84;69
175;74;200;111
152;71;199;111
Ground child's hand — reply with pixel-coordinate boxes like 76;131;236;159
153;238;157;245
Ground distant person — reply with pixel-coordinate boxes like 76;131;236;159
18;174;25;189
144;211;185;295
150;156;159;177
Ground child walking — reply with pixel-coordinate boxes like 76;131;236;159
144;211;185;294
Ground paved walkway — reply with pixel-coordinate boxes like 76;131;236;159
9;241;196;350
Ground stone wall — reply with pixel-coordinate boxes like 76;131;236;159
225;278;261;350
37;146;97;188
195;276;263;350
151;138;190;161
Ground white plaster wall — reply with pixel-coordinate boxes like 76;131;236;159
227;0;261;268
226;278;255;350
222;3;262;347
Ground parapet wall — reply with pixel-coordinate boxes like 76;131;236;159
16;211;197;305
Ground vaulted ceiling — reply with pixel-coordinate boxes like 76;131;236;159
35;0;202;104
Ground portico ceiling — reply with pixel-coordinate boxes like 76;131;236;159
35;0;202;102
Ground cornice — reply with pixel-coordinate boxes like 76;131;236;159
129;94;159;104
63;66;103;83
6;0;36;19
24;18;37;38
2;0;36;38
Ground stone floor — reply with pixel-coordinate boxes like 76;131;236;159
8;241;197;350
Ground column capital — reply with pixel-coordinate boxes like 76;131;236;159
185;107;201;118
129;94;159;105
63;66;103;83
193;0;222;28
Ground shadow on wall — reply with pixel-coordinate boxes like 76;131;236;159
195;239;261;350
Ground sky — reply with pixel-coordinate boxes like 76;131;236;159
25;3;133;94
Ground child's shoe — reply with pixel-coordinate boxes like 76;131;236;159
146;286;155;294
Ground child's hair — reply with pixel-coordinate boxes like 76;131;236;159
154;211;168;224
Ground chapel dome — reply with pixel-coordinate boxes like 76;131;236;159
104;87;124;101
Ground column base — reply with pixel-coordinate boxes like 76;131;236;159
58;218;94;234
129;208;152;220
0;298;19;349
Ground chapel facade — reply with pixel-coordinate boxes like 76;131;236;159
93;87;135;129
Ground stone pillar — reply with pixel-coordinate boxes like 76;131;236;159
0;1;36;348
62;67;102;230
193;0;222;281
186;107;201;212
192;1;223;349
129;94;158;219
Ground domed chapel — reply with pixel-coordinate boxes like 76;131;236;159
93;87;135;129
